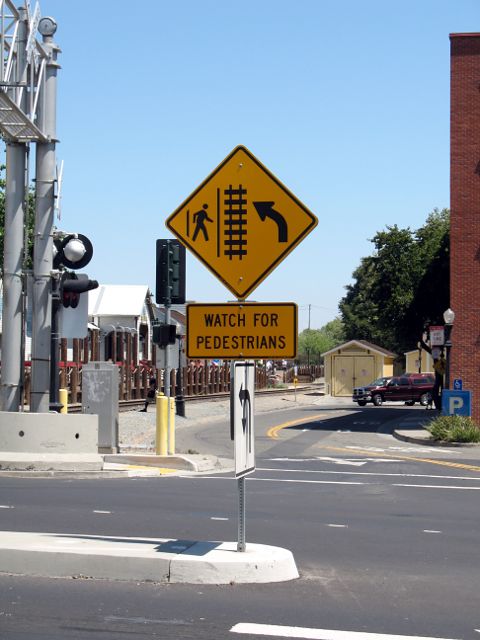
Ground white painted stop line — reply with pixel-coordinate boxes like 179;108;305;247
230;622;460;640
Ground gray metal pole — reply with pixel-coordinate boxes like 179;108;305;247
165;306;171;399
30;28;60;413
1;142;27;411
0;10;28;412
237;476;246;552
165;305;172;452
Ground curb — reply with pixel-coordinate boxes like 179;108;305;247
393;429;480;447
0;453;229;478
104;453;222;472
0;531;299;585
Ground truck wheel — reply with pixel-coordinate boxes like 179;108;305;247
420;393;431;407
357;400;367;407
372;394;383;406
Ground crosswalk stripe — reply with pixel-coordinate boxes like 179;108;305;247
230;622;460;640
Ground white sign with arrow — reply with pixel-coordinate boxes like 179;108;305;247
231;361;255;478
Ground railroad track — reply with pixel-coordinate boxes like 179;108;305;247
67;384;323;413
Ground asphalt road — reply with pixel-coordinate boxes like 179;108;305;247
1;400;480;639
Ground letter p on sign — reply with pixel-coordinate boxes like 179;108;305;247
442;390;472;417
449;397;464;413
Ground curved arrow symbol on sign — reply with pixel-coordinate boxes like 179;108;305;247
239;384;252;452
253;201;288;243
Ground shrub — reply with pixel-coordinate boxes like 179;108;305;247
427;414;480;443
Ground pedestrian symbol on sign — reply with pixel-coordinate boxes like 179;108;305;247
191;204;213;242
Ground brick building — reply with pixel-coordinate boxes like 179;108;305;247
450;33;480;421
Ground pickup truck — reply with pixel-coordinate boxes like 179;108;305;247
353;373;435;407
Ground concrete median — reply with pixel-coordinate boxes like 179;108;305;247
0;531;299;584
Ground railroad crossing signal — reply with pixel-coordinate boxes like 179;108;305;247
166;145;318;299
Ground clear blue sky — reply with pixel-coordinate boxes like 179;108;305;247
41;0;478;331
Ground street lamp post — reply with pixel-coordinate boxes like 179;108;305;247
443;308;455;390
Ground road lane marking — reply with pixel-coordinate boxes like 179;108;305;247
344;445;454;454
393;483;480;490
321;445;480;473
181;476;480;491
247;478;367;485
211;517;229;521
254;478;480;490
315;457;367;466
93;510;111;514
126;465;177;475
423;530;442;533
258;467;480;481
0;505;13;509
230;622;460;639
268;458;401;464
267;414;328;439
327;524;347;528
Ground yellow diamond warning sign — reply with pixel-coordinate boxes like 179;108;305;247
166;146;318;299
187;302;297;359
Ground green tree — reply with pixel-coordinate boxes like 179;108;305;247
339;209;450;355
404;208;450;332
322;317;345;345
340;256;380;344
298;318;345;364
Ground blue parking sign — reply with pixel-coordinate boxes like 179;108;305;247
442;390;472;416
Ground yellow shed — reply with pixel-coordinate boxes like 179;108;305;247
404;348;433;374
322;340;396;397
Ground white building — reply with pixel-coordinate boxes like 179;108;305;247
88;284;156;363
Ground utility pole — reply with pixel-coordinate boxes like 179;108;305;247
308;304;311;330
30;18;60;412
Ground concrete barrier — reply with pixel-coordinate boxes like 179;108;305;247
0;412;98;453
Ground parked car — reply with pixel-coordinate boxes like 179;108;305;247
353;373;435;407
353;376;393;406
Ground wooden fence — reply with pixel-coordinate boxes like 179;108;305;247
20;360;322;407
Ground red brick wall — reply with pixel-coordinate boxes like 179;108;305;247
450;34;480;421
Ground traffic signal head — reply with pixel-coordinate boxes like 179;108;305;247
156;239;186;305
152;321;177;346
53;233;94;270
61;272;99;308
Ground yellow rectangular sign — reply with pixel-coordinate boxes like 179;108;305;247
187;303;297;360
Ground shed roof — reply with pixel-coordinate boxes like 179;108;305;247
321;339;397;358
88;285;150;316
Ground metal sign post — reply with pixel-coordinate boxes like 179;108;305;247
231;360;255;552
238;476;246;553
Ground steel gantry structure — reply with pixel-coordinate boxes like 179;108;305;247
0;0;59;413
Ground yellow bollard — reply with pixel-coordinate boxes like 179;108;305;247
156;393;168;455
168;398;176;455
59;388;68;414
